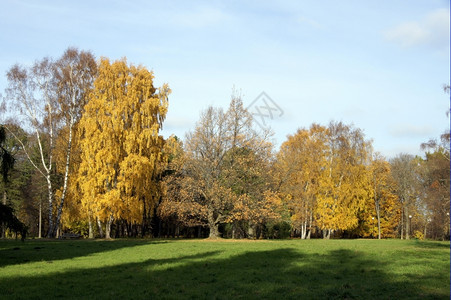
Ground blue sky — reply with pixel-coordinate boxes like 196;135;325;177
0;0;449;158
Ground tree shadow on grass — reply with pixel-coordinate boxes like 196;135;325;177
0;239;169;268
0;246;448;299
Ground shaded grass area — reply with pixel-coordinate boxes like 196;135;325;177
0;239;449;299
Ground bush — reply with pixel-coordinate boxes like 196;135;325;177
413;230;424;240
264;221;291;239
0;203;27;240
62;221;90;237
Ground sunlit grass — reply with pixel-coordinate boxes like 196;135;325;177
0;239;449;299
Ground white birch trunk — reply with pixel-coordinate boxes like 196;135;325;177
105;215;114;239
88;216;94;239
376;201;381;239
46;175;54;238
307;211;312;239
38;197;42;239
97;217;104;238
301;221;307;239
54;115;74;236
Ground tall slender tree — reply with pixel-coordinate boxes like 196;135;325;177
4;58;58;237
275;124;328;239
314;122;372;238
78;58;169;238
390;154;419;239
277;122;372;239
364;154;399;239
4;49;97;237
51;48;97;236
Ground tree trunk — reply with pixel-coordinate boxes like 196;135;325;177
105;223;111;239
376;201;381;239
209;223;220;238
323;229;330;239
302;219;309;239
1;190;6;238
175;224;180;238
46;175;54;238
208;210;220;238
53;119;74;237
405;207;410;240
448;215;450;240
142;198;147;238
97;217;104;238
248;222;256;239
105;216;113;239
400;209;404;239
38;197;42;239
306;212;312;239
248;225;253;239
88;216;94;239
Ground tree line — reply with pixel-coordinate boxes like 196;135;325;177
1;48;449;240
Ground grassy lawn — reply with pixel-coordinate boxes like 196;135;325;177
0;238;449;299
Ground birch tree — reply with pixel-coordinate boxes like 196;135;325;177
275;124;328;239
277;122;372;239
357;154;400;239
315;122;372;238
3;49;97;237
51;48;97;236
78;58;169;238
4;58;58;237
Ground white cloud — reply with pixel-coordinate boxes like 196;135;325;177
389;124;434;138
384;8;450;50
385;22;428;47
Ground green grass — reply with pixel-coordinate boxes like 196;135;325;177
0;239;449;299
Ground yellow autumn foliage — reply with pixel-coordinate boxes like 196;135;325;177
277;122;376;237
77;58;169;227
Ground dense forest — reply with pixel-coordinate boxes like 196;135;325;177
1;48;449;240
